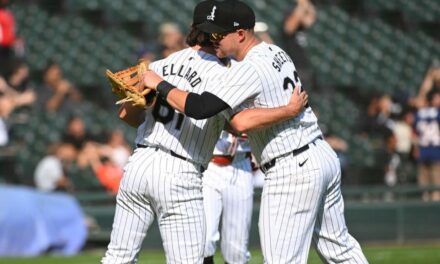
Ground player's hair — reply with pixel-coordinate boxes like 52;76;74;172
186;26;211;47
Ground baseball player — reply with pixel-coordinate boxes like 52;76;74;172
101;3;230;263
203;131;253;264
143;1;368;263
102;1;308;263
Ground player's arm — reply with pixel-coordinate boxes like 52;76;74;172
118;102;145;128
229;86;308;134
224;121;241;136
143;70;307;128
143;70;230;119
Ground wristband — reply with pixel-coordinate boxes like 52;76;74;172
156;80;175;100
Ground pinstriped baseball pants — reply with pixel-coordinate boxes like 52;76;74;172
102;147;206;264
203;155;253;264
259;139;368;264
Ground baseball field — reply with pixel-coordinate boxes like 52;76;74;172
2;244;440;264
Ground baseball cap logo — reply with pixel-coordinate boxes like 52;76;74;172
207;6;216;21
234;22;239;26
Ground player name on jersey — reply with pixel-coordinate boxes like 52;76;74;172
162;63;202;87
272;50;293;72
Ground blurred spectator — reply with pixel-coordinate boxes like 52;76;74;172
0;77;13;109
358;94;385;138
0;74;35;184
413;88;440;201
94;156;123;195
100;129;131;168
76;141;102;170
364;127;405;188
393;108;415;156
391;107;417;184
88;129;131;194
61;115;95;151
0;93;12;146
0;0;16;75
377;94;397;128
359;94;398;137
34;143;76;192
0;76;35;145
282;0;316;87
0;78;35;109
254;21;273;44
43;61;63;87
5;59;32;92
37;61;82;113
158;22;185;58
381;129;400;187
1;60;36;112
358;94;380;134
60;116;121;193
75;139;124;194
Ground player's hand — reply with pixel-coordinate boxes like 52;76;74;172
142;70;164;90
106;60;157;108
287;85;308;116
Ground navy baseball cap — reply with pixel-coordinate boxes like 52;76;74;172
195;0;255;33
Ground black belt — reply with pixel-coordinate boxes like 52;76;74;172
137;144;205;172
260;136;323;173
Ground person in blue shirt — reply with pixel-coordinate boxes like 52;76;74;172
414;88;440;201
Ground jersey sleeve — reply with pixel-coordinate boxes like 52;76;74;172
149;60;160;73
205;62;262;110
232;100;254;115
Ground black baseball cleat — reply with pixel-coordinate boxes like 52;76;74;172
203;256;214;264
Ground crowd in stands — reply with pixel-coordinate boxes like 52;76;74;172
1;0;439;201
352;65;440;200
280;0;440;200
0;50;132;195
0;0;131;196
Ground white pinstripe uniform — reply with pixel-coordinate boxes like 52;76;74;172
203;131;253;263
102;48;228;264
206;42;368;264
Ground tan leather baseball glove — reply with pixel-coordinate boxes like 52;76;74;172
106;60;157;108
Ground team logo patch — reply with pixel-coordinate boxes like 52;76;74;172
207;6;216;21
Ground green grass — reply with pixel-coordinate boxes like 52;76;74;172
2;244;440;263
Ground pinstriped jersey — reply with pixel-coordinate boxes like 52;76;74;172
135;48;228;167
206;42;323;164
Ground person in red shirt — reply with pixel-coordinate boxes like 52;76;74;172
94;156;123;195
0;0;16;75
